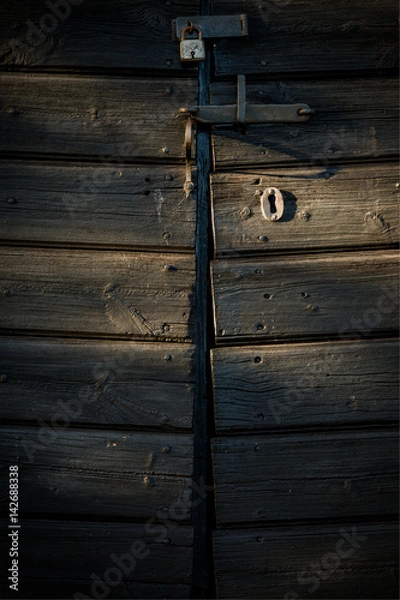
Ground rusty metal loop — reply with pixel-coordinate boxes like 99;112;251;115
184;117;194;198
185;116;192;163
180;23;202;39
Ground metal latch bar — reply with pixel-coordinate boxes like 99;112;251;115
179;103;313;124
179;75;315;125
173;14;248;40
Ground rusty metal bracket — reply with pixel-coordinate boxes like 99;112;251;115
179;75;315;125
173;14;248;40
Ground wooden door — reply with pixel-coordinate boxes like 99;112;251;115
0;2;206;598
209;1;399;598
0;1;398;599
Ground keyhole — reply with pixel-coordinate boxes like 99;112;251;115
268;193;277;214
191;50;196;59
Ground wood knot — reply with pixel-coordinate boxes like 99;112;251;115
364;211;389;234
238;206;252;220
307;304;319;313
297;210;311;221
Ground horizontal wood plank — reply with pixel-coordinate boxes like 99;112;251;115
0;0;199;71
0;74;197;160
8;582;192;600
213;0;398;75
214;522;398;599
211;164;399;255
0;247;195;340
0;520;193;598
212;430;398;525
0;427;193;518
212;250;399;343
0;337;194;430
212;339;399;433
0;161;196;250
211;78;399;168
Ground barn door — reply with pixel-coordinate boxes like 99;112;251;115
0;2;209;598
208;1;399;598
0;1;398;599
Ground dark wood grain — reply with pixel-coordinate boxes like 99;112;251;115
0;74;197;160
0;247;195;340
212;430;398;525
0;337;194;430
0;520;193;599
0;161;196;250
212;0;398;75
211;77;399;168
214;522;398;599
212;339;399;432
0;0;199;71
0;427;193;518
211;163;399;256
212;250;399;343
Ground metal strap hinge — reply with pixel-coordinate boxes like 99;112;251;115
179;75;315;125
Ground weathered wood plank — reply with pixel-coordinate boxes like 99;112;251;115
214;523;398;599
0;161;196;250
211;78;399;168
0;74;197;160
0;427;193;518
0;520;193;598
0;248;195;340
212;339;399;433
211;164;399;256
8;581;192;600
212;430;398;525
0;337;194;430
212;250;399;343
213;0;398;76
0;0;199;71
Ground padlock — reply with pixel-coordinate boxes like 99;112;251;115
180;24;206;62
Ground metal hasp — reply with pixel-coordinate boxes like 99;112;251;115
173;14;248;39
179;75;315;125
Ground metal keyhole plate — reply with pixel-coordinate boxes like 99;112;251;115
261;187;284;222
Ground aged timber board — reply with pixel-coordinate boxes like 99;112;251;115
212;0;398;75
211;163;399;255
0;247;195;341
213;523;399;599
0;74;197;160
212;250;399;343
0;520;193;598
0;427;193;519
212;430;398;525
211;77;399;169
211;339;399;432
0;161;196;250
0;0;200;71
0;337;194;430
